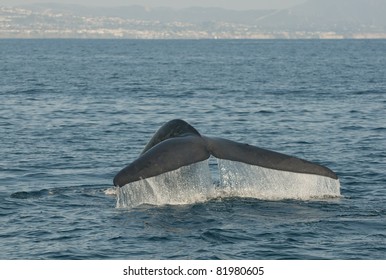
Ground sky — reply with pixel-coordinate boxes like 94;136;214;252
2;0;308;10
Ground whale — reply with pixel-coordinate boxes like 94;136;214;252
113;119;339;187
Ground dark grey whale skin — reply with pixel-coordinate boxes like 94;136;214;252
113;119;338;187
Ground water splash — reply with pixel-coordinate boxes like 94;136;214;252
116;158;341;208
218;159;340;200
116;160;214;208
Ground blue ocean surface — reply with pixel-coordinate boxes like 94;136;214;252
0;39;385;259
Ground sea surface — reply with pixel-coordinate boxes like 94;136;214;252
0;39;385;259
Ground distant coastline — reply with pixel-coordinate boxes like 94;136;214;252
1;3;386;39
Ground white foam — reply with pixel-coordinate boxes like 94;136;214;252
104;187;118;196
116;158;341;208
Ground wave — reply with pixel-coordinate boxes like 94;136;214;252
116;159;341;208
10;185;107;200
10;189;56;199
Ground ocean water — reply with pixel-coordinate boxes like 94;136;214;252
0;39;385;259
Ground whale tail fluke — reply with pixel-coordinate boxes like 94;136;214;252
113;134;210;187
114;119;339;188
204;136;338;180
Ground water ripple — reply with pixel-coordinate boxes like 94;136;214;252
1;39;385;259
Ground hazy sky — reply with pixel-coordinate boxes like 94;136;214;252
3;0;308;10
